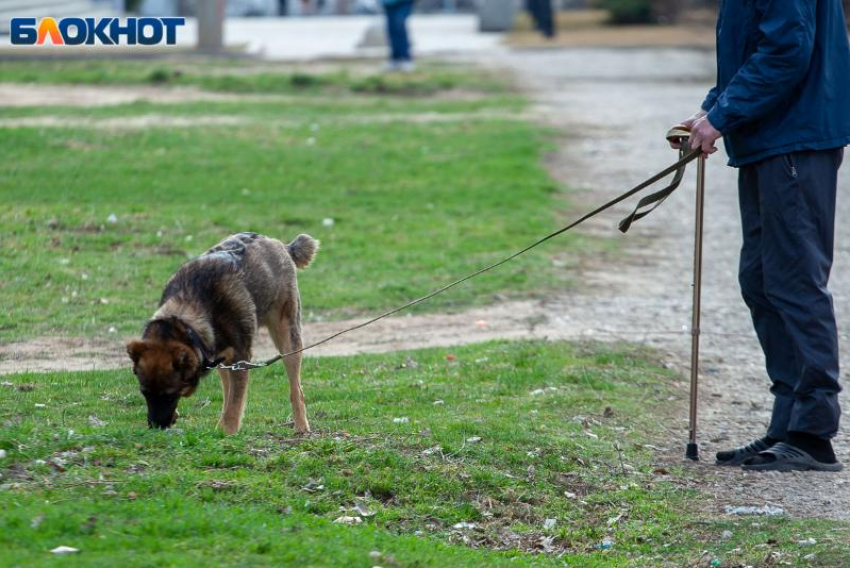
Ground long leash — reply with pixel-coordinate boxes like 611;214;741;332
219;130;698;372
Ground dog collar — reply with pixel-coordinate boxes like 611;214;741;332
182;324;224;372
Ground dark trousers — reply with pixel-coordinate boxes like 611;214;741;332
738;148;844;440
385;1;413;62
527;0;555;38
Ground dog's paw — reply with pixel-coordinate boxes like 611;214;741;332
217;419;241;435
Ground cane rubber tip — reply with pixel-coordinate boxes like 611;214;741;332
685;443;699;461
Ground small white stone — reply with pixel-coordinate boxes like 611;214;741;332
322;217;335;227
452;522;476;529
106;214;118;224
0;449;6;459
50;546;79;555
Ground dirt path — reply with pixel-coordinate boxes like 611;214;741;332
3;48;850;520
492;48;850;521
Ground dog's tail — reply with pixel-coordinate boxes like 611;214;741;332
287;234;319;269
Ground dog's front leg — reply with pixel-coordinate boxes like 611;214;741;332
218;369;249;435
217;368;232;428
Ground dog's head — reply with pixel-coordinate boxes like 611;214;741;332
126;339;202;429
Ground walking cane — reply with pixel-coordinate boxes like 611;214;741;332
666;126;705;461
686;153;706;461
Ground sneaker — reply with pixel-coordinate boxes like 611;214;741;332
398;61;416;73
715;436;779;466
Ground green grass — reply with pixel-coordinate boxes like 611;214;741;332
0;117;578;342
0;57;508;95
2;340;847;566
0;57;589;343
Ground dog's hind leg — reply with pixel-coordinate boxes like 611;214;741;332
219;369;249;435
267;304;310;434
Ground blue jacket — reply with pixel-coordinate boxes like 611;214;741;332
703;0;850;167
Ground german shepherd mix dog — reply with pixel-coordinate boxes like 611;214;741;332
126;232;318;434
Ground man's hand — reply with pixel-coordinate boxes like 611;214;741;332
668;110;706;150
689;115;721;156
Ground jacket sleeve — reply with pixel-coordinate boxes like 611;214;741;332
701;85;719;113
707;0;816;134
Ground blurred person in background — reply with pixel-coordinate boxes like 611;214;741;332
527;0;555;38
383;0;415;71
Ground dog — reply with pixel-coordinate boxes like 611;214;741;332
126;232;318;434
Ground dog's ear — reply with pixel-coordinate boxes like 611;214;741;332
126;340;148;365
171;344;198;374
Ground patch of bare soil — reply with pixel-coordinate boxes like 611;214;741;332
0;300;559;375
0;83;246;108
508;10;715;49
0;110;529;130
508;26;715;50
0;82;491;109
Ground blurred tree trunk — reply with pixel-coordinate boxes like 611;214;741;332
845;0;850;26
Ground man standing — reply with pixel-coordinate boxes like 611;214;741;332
675;1;850;471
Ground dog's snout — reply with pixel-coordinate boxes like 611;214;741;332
144;392;180;429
